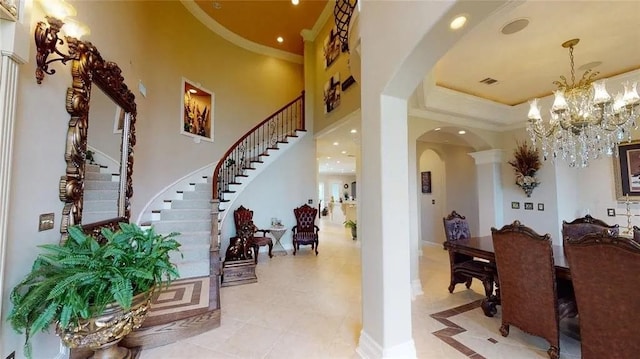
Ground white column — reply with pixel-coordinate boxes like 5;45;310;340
358;95;416;358
301;30;315;131
407;138;422;298
0;6;30;322
469;149;504;235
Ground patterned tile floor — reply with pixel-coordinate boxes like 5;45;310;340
140;216;581;358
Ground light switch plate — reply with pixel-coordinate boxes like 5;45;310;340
38;213;54;231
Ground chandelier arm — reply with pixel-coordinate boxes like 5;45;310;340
528;122;557;139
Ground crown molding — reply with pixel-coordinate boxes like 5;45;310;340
180;0;303;64
301;0;334;42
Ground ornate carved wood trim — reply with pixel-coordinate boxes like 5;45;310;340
59;37;136;239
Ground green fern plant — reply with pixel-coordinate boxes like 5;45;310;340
8;223;182;358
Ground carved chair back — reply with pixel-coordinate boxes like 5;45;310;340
234;205;254;234
491;220;567;358
562;214;619;240
443;211;471;242
564;232;640;359
292;204;319;255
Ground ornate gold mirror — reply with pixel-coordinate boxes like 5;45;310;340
57;38;136;236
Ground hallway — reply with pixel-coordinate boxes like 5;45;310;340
140;220;581;358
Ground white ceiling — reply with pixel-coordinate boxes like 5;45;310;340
316;0;640;173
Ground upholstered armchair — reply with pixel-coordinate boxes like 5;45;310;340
564;231;640;359
561;214;619;240
233;206;273;264
492;221;577;359
443;211;496;308
292;204;319;255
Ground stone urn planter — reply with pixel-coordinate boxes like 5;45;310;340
57;290;153;359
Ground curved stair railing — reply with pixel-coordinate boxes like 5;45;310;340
212;91;305;203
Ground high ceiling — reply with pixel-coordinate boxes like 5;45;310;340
189;1;640;174
194;0;327;56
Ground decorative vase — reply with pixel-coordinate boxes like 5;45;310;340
57;290;152;359
515;173;539;197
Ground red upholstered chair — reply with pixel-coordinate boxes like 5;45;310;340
233;206;272;264
292;204;319;255
492;221;576;359
564;232;640;359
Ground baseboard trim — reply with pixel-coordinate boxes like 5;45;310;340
356;330;417;358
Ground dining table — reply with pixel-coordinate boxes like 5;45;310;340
444;235;571;317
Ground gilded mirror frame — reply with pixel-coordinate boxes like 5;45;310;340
59;38;137;237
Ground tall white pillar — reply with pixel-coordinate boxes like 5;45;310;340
469;150;504;235
0;7;30;324
358;95;416;358
301;30;315;131
408;138;422;298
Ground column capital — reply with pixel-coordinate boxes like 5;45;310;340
469;149;504;165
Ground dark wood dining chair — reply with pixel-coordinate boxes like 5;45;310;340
292;204;319;255
491;221;576;359
443;211;496;309
564;232;640;359
233;205;272;264
561;214;619;240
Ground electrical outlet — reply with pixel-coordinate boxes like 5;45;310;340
6;351;16;359
39;213;54;231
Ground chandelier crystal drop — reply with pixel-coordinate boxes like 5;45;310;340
526;38;640;168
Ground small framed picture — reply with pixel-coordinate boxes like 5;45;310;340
607;208;616;217
524;202;534;210
537;203;545;211
511;201;520;209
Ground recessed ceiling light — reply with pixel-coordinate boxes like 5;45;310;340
291;0;299;5
333;142;339;146
276;36;284;43
189;89;197;94
350;129;357;133
327;156;331;159
458;130;466;135
501;18;529;35
434;127;441;131
337;161;341;164
213;2;222;10
341;150;347;154
450;15;467;30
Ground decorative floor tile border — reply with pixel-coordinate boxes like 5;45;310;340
430;299;498;358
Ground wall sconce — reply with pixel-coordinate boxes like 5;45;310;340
34;0;90;84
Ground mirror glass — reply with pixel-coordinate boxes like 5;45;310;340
83;87;125;224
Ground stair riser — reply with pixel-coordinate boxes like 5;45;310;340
175;261;209;279
83;212;119;223
171;246;210;262
84;190;119;201
174;233;211;246
182;191;210;200
153;220;211;233
161;209;211;221
170;200;212;209
85;181;120;190
84;200;118;212
85;172;113;181
193;183;212;192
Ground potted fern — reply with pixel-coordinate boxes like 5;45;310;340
344;220;357;240
8;223;181;358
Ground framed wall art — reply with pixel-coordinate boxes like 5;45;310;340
613;140;640;200
421;171;432;194
323;25;341;69
181;78;214;142
323;73;341;114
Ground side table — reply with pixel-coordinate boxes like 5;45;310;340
270;226;287;255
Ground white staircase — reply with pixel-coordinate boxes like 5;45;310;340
83;163;119;223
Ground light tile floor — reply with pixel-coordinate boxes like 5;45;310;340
140;218;581;358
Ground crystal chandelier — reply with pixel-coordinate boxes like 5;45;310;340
527;38;640;167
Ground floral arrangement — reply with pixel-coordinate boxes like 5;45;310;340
508;141;541;197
